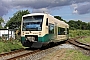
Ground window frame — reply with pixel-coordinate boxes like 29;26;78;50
58;27;65;35
49;23;54;34
46;18;48;26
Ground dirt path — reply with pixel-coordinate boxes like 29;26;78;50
50;49;65;60
39;49;74;60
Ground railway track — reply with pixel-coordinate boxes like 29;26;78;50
68;37;90;50
0;48;35;60
0;41;62;60
0;43;64;60
6;47;61;60
0;36;89;60
7;50;40;60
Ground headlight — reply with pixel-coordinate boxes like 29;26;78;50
26;37;35;42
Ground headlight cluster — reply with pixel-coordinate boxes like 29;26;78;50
26;37;35;42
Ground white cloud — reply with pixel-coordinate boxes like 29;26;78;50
32;8;50;13
72;3;90;14
0;0;90;16
71;4;78;14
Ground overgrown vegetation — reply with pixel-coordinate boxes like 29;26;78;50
66;49;90;60
0;17;4;28
0;40;23;53
78;36;90;44
69;30;90;38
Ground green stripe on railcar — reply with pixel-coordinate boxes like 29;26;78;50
21;37;25;43
38;34;55;42
21;34;55;42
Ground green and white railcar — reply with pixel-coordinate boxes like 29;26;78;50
21;13;69;48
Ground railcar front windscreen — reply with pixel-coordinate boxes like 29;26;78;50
22;15;43;31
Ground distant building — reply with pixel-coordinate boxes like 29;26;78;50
0;29;15;40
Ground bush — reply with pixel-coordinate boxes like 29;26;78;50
69;30;90;38
0;40;23;53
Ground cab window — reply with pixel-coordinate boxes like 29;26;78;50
46;18;48;26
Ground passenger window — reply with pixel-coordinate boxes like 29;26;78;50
46;18;48;26
58;27;65;35
67;28;69;34
60;28;65;35
58;27;60;35
49;23;54;34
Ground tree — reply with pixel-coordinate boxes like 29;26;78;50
68;20;89;30
87;22;90;30
54;16;67;23
4;10;30;29
54;16;62;20
0;17;4;28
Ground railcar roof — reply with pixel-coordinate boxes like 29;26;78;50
23;13;45;17
47;14;69;27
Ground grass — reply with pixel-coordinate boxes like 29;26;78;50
66;49;90;60
78;36;90;44
68;36;90;60
40;49;90;60
69;30;90;38
0;40;24;53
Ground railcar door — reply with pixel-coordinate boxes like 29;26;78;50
54;23;57;39
49;23;55;41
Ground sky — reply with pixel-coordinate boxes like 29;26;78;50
0;0;90;24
